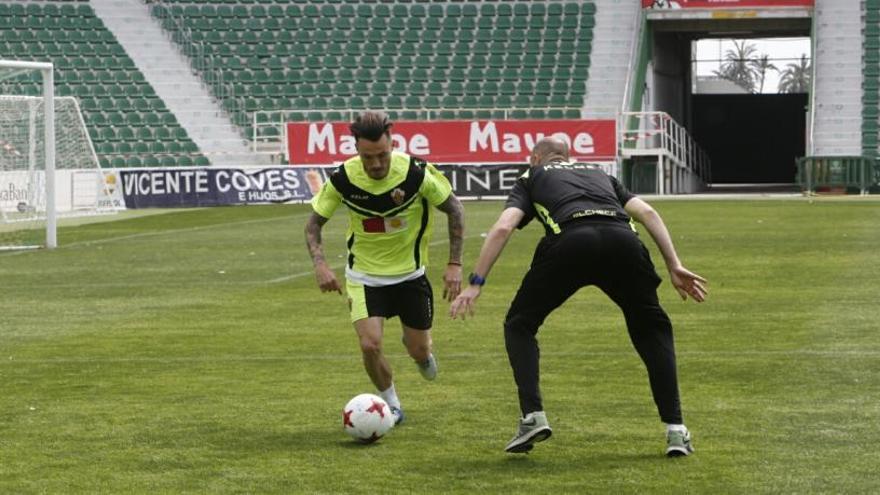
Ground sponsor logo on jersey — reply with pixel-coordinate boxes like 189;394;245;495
362;216;408;233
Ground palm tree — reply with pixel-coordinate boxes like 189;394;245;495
749;54;778;93
713;40;758;93
778;54;812;93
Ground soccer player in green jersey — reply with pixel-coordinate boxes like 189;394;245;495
305;112;465;424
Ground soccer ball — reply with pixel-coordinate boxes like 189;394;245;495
342;393;395;443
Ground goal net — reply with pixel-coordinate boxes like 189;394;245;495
0;60;115;250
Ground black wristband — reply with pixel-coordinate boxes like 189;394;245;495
468;273;486;286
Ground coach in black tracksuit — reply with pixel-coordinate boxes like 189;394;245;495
451;137;707;456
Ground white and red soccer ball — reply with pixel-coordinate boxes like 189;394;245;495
342;393;395;443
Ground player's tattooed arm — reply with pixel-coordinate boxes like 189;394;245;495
304;212;330;266
437;195;465;264
437;194;465;301
305;212;342;294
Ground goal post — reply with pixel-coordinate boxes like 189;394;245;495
0;60;55;249
1;60;115;250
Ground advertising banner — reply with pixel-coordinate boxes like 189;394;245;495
286;120;617;165
433;162;617;198
0;169;125;214
115;162;620;208
118;166;328;209
435;163;527;198
642;0;813;8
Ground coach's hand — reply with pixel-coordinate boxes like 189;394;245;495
442;263;463;302
669;265;707;303
314;262;342;294
450;286;481;320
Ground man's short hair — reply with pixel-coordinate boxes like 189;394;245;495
350;111;392;142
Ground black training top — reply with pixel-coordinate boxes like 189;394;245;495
505;162;635;236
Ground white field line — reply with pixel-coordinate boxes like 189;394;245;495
264;233;484;284
0;212;314;258
2;349;879;366
63;213;314;248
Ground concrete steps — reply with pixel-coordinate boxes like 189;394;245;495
90;0;267;165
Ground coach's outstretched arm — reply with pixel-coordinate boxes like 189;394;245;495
304;212;343;294
436;194;466;302
624;197;708;303
450;207;525;319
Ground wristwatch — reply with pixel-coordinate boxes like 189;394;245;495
468;273;486;286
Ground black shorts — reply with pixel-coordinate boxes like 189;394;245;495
346;275;434;330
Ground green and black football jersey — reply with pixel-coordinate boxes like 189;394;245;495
311;151;452;277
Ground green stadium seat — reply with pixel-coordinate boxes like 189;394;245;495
154;127;171;141
529;109;548;119
465;81;482;96
143;0;597;146
133;142;149;154
478;95;495;109
181;141;199;154
448;68;466;82
386;96;403;109
118;127;136;141
116;142;132;154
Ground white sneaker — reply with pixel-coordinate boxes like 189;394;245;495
417;354;438;381
505;411;552;453
666;428;694;457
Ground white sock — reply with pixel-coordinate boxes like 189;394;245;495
379;384;401;409
666;423;688;434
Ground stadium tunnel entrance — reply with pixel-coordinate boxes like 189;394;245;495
643;13;812;188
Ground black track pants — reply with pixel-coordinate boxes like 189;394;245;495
503;221;683;424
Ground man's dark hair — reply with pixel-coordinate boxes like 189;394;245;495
350;111;392;142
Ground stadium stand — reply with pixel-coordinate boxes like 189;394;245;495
811;0;862;156
149;0;596;140
0;0;208;167
864;0;880;156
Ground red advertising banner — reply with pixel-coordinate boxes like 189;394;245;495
286;120;617;165
642;0;813;8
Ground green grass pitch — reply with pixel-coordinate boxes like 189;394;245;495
2;199;879;493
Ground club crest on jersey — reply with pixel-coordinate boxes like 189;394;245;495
390;188;405;205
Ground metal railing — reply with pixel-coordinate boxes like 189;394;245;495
618;111;711;194
796;156;879;195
